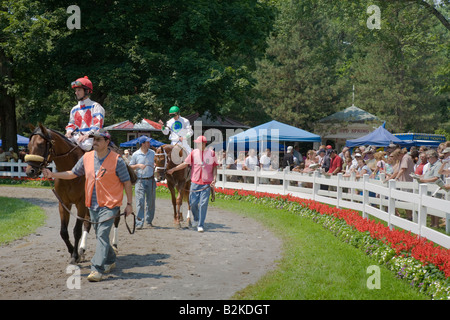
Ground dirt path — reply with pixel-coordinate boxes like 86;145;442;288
0;186;281;300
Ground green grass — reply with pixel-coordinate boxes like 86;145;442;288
0;196;47;245
209;197;428;300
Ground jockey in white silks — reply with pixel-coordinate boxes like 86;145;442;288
159;105;193;155
65;76;105;151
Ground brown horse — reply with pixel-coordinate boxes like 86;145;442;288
24;124;123;264
154;144;191;228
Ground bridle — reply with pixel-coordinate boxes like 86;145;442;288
25;128;80;172
154;146;168;181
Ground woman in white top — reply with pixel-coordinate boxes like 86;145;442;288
236;151;246;170
244;149;259;171
259;149;271;171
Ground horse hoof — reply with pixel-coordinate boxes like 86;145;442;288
174;222;181;229
78;248;86;261
69;257;78;265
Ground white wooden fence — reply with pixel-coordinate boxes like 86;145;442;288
216;166;450;249
2;160;449;249
0;160;56;178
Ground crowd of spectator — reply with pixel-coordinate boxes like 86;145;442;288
215;141;449;227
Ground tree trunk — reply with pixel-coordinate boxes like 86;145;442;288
0;49;18;152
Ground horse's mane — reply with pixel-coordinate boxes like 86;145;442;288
48;128;76;146
32;126;75;147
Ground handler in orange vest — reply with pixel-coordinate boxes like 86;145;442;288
43;131;133;282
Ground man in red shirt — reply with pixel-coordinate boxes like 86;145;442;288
327;149;343;176
167;136;218;232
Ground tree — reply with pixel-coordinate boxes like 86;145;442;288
2;0;276;142
253;0;344;131
253;0;449;133
0;0;62;148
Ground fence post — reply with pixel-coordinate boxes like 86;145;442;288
446;177;450;234
312;170;319;201
388;179;396;229
362;174;369;219
336;173;342;209
418;183;428;238
254;166;259;192
282;167;289;195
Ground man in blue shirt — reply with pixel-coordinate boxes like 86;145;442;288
129;136;156;229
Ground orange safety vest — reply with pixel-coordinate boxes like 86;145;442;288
83;150;124;209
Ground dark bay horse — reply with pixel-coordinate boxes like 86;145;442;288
25;124;123;263
154;144;191;228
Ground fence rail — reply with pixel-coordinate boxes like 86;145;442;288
0;161;56;178
216;166;450;249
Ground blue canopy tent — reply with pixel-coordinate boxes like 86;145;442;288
227;120;321;152
0;134;29;147
119;136;164;148
345;124;411;148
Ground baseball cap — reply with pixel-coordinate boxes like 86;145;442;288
138;135;151;144
194;135;207;143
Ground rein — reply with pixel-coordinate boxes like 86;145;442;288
52;188;136;234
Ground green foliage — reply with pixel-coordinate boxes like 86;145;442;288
253;0;449;133
1;0;448;138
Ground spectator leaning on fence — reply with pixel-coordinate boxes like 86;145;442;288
390;148;414;182
326;149;343;176
419;149;442;183
0;147;6;162
415;152;427;175
438;147;450;177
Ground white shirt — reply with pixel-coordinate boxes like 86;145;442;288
260;155;271;170
245;155;258;171
162;116;193;145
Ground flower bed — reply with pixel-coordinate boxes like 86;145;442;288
212;187;450;300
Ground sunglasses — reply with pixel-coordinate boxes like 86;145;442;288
71;80;83;88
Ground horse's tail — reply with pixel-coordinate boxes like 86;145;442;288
127;164;138;185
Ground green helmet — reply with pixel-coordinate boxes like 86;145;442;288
169;106;180;114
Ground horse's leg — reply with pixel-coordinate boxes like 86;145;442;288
59;203;75;264
112;216;120;253
72;218;83;263
176;184;184;227
169;186;180;228
78;206;90;261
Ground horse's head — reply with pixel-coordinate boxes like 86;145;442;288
25;124;53;178
154;146;168;182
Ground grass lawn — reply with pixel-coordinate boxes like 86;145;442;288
0;196;47;245
209;196;428;300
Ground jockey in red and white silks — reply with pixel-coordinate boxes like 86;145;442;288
65;76;105;151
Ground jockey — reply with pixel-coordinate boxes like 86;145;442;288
159;105;192;154
65;76;105;151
